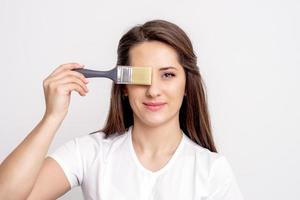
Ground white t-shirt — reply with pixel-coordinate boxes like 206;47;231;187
48;126;244;200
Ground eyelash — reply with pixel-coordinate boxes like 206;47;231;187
162;72;176;79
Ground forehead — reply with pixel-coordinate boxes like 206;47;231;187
129;41;182;70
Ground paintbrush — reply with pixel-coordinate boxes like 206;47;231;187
73;66;152;85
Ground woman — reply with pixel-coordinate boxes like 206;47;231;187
0;20;243;199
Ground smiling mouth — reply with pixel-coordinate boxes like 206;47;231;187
143;102;166;111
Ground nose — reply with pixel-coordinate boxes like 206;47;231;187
145;73;161;98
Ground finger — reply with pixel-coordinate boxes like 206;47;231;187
50;63;85;77
53;76;89;93
59;83;87;96
49;70;89;84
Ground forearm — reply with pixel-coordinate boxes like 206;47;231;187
0;114;64;199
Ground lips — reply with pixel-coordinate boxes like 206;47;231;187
143;102;166;111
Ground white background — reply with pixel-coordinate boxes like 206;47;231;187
0;0;299;199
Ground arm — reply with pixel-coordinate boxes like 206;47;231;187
27;157;71;200
0;115;67;200
0;63;89;199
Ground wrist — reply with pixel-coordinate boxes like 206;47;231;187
42;112;65;124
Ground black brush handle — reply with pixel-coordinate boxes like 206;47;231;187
72;68;117;81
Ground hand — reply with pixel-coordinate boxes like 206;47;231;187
42;63;89;120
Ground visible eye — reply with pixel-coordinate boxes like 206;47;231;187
162;72;176;79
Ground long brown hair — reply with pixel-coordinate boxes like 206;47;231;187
92;19;217;152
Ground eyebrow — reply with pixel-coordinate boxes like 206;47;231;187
159;66;178;71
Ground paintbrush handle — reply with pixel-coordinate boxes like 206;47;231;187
73;68;117;80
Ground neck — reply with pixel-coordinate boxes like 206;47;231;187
131;119;183;156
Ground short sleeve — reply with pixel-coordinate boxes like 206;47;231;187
47;138;84;188
207;156;244;200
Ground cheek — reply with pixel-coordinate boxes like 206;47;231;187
168;78;186;97
127;87;144;107
126;85;139;97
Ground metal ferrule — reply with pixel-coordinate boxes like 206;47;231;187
117;66;132;84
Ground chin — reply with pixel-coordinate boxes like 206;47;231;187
133;107;179;127
138;115;173;128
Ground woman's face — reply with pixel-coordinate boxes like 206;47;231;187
125;41;186;127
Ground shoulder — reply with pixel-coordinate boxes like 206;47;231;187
49;130;128;165
72;130;126;152
47;131;128;188
182;135;243;196
183;134;223;163
71;131;128;161
182;134;232;178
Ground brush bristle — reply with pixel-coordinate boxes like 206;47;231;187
131;67;152;85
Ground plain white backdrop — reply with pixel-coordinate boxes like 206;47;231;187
0;0;299;199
